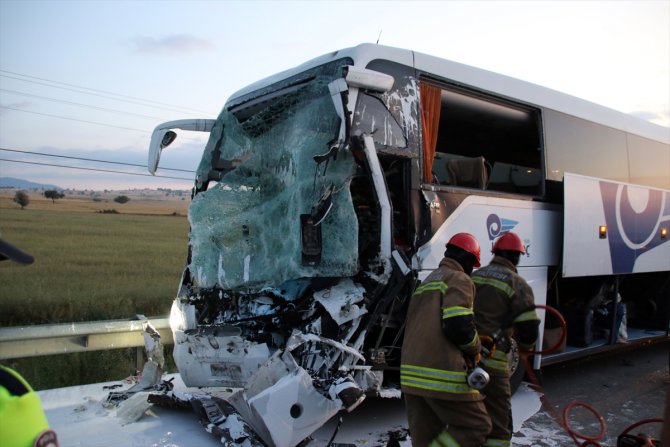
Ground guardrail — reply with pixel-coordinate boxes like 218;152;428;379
0;316;173;360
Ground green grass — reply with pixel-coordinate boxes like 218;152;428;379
0;207;189;389
0;208;189;325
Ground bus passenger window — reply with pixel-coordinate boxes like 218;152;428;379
423;81;543;195
446;156;489;189
431;152;449;184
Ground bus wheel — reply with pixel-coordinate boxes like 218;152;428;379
507;338;525;394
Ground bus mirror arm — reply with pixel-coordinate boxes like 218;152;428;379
148;119;216;174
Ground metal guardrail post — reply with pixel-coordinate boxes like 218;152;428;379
0;316;172;360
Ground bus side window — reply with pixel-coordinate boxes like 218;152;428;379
446;156;489;189
425;81;543;196
432;152;450;184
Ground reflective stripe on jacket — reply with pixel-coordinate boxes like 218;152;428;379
401;257;483;401
480;349;509;373
472;256;540;357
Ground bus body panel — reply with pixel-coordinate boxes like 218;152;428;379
414;194;562;271
230;44;669;144
563;173;670;277
521;266;549;370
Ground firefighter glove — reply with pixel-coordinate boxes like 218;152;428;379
480;335;496;358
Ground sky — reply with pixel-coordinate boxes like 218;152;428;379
0;0;668;191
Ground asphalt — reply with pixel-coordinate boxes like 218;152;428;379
514;339;669;446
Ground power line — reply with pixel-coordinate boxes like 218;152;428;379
0;106;209;142
1;74;196;115
0;88;170;121
0;148;195;173
0;70;213;115
0;71;216;143
0;106;148;132
0;159;193;181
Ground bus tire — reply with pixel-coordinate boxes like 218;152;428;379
507;338;525;394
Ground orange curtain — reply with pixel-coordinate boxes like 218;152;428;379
420;82;442;183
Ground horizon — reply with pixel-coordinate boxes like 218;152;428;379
0;176;192;192
1;0;668;190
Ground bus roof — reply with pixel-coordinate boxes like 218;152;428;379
228;43;669;145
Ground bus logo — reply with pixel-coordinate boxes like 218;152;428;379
486;214;518;240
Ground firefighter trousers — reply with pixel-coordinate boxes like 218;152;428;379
480;370;513;447
404;393;491;447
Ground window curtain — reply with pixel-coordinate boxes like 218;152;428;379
420;82;442;183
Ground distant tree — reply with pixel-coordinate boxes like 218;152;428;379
13;190;30;209
113;195;130;204
44;189;65;203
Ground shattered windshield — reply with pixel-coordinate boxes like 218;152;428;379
189;59;359;291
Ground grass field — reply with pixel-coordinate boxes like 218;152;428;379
0;191;190;388
0;189;190;215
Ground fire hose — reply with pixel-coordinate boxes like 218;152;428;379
516;304;664;447
561;401;662;447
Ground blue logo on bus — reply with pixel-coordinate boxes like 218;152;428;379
599;181;670;273
486;214;518;240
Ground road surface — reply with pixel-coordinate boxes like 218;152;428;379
40;339;668;446
514;339;668;446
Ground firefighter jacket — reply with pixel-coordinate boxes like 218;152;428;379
472;256;540;375
400;257;483;401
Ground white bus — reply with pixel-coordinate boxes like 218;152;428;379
148;43;669;446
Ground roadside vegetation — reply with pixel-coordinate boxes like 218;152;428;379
13;190;29;209
0;192;190;389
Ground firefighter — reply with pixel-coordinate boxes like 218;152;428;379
471;232;540;447
401;232;492;447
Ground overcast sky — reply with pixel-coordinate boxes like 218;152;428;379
0;0;668;190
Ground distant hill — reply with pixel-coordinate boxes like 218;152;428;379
0;177;63;190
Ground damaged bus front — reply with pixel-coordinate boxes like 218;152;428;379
149;43;670;446
148;54;420;446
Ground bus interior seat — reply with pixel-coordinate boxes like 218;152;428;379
447;156;489;189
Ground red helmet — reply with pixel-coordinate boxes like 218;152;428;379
492;232;526;254
447;233;481;267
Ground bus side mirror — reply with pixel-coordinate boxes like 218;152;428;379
148;129;175;175
162;131;177;149
147;119;216;175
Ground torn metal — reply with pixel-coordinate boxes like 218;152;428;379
105;318;174;428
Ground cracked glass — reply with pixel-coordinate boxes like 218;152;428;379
189;60;359;291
